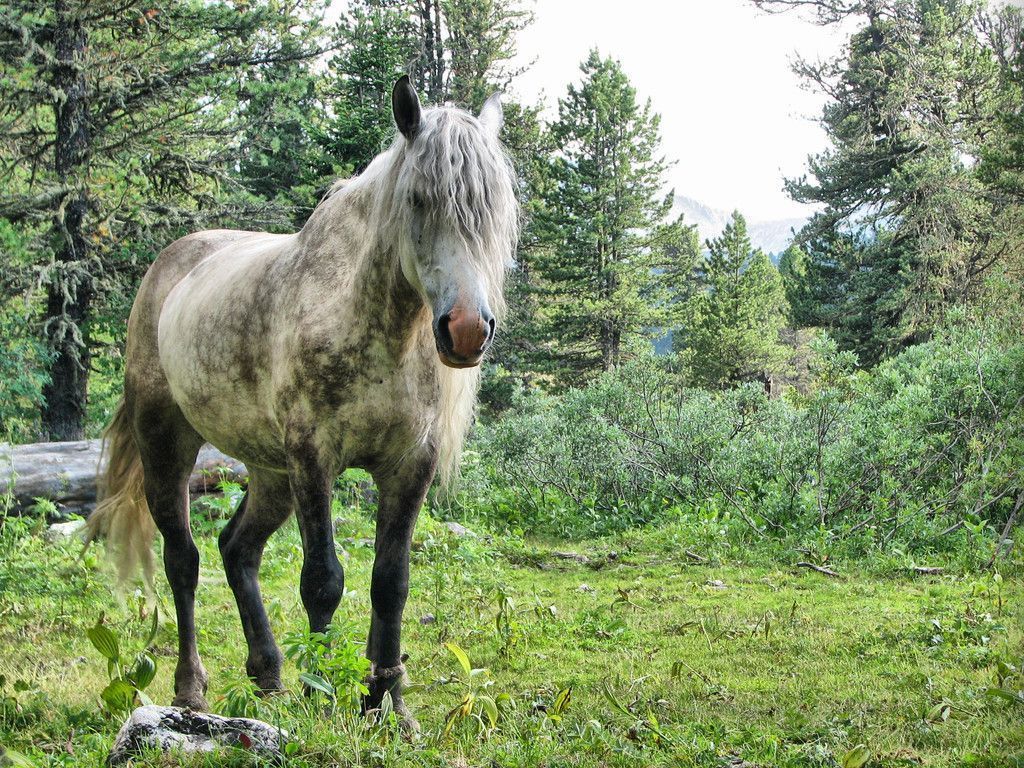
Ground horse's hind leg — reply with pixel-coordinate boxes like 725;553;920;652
218;469;293;693
134;402;206;709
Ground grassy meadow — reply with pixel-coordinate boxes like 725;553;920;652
0;487;1021;768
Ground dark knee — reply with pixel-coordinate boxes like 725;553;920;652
163;538;200;593
301;557;344;627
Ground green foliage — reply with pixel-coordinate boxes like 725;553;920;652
86;607;159;717
0;481;1021;765
0;0;325;438
323;0;422;174
442;642;508;739
235;2;336;225
0;223;51;443
190;475;246;535
761;0;1024;365
282;621;370;712
532;50;699;385
215;677;264;720
457;309;1023;557
680;211;790;387
442;0;533;110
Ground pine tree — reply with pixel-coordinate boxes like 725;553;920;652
323;0;422;173
680;212;790;388
322;0;533;167
443;0;532;109
0;0;326;439
236;7;334;226
535;50;697;384
755;0;1012;364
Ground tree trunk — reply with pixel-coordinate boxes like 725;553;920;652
416;0;445;102
42;0;93;440
432;0;445;98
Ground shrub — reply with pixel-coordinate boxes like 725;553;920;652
454;315;1022;559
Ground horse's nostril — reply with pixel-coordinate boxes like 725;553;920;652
486;316;496;341
437;313;453;351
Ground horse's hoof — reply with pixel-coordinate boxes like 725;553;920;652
171;692;210;711
395;704;420;737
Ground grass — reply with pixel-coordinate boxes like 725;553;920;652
0;498;1021;768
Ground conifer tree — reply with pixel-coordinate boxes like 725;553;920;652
680;212;790;388
323;0;422;173
535;50;697;384
754;0;1014;364
0;0;326;439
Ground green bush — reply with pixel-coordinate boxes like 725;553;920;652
453;314;1023;559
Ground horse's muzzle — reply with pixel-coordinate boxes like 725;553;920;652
434;304;495;368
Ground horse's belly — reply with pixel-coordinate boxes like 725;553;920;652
157;253;289;471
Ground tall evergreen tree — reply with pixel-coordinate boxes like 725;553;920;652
0;0;326;439
323;0;421;173
236;4;334;226
754;0;1013;364
680;212;790;388
442;0;532;109
534;50;697;384
324;0;533;176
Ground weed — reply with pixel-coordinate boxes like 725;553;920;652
86;606;159;717
281;621;370;713
442;642;509;739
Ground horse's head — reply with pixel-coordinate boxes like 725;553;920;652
390;76;518;369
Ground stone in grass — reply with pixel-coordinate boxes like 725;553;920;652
108;705;286;765
443;521;475;538
44;518;86;544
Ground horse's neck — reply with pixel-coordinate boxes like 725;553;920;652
295;184;427;352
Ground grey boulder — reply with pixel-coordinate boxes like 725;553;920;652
108;705;285;765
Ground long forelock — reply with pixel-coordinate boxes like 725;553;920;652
374;108;519;319
350;105;520;487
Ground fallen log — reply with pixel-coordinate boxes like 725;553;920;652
795;561;842;578
0;440;247;519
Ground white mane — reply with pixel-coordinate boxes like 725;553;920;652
344;106;520;484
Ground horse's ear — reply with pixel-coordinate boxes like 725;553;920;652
478;92;503;136
392;75;421;140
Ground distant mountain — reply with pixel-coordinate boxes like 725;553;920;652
671;195;807;260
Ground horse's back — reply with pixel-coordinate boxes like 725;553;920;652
124;229;274;405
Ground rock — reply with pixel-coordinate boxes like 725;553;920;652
419;613;436;625
44;518;87;543
443;521;475;538
706;579;727;589
108;705;285;765
577;583;596;594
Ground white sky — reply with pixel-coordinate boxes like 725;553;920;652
324;0;851;221
506;1;850;221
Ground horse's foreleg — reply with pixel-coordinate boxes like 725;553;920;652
136;409;206;710
219;470;292;693
364;454;436;729
287;448;345;635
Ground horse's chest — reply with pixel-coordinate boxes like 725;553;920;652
279;341;437;466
